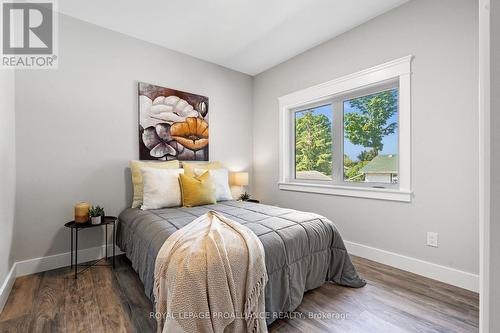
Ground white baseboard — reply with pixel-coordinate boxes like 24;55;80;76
0;264;16;313
0;244;123;314
345;240;479;292
15;244;122;277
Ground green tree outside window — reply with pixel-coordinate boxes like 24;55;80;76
295;110;332;177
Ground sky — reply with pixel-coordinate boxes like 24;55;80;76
295;91;398;161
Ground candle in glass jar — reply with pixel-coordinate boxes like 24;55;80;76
74;202;90;223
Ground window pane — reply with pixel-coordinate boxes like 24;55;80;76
343;89;398;184
295;105;333;180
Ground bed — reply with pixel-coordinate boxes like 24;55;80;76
116;200;365;324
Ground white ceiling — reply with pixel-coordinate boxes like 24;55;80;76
59;0;408;75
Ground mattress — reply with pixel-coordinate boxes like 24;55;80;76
116;200;365;324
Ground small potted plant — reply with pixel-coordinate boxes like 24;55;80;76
89;205;105;225
239;192;250;201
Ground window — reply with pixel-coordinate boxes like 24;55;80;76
295;104;333;181
343;88;399;184
279;56;412;202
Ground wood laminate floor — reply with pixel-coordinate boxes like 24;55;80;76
0;255;478;333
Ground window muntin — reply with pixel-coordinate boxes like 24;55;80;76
343;88;399;184
294;104;333;181
292;85;399;188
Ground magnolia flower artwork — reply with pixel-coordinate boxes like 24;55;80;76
138;82;209;161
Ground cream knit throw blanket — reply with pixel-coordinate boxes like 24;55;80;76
153;211;268;333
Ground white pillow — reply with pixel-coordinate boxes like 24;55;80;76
141;168;183;210
194;168;233;201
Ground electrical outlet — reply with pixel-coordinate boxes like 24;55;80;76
427;232;438;247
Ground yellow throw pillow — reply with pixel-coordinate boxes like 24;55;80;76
179;171;216;207
182;161;223;177
129;160;180;208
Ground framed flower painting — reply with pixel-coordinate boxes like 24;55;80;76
138;82;209;161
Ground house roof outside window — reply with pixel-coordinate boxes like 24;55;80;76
360;154;398;174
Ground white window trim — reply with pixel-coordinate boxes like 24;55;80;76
278;55;413;202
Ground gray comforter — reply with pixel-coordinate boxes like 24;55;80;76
116;201;365;324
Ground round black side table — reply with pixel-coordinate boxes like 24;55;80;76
64;216;117;279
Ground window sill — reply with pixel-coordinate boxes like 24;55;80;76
278;181;412;202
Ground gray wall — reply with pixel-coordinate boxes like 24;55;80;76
8;1;481;281
0;70;15;282
489;0;499;330
253;0;479;274
13;14;253;261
